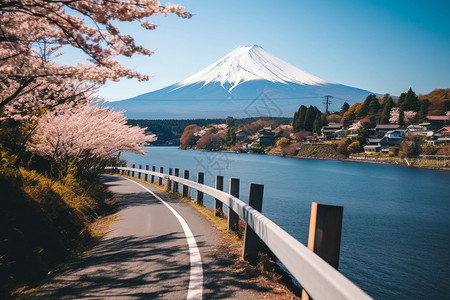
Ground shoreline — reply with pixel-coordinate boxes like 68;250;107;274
179;146;450;172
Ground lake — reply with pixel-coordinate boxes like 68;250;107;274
121;146;450;299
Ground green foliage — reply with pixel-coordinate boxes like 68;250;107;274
379;96;395;124
225;126;236;147
356;122;371;146
340;102;350;115
292;105;307;132
400;88;420;112
226;116;235;127
357;94;379;118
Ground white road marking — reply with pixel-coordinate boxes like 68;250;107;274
125;178;203;299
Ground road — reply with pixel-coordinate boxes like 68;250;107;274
33;175;268;299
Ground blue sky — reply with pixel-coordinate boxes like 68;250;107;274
94;0;450;100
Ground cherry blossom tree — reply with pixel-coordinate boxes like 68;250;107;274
0;0;191;109
389;108;417;124
28;101;156;177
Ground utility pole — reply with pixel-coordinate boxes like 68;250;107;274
323;95;333;114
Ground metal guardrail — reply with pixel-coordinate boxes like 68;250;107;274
105;166;372;300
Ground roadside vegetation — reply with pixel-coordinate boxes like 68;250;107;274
0;0;190;297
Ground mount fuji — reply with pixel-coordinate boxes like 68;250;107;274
108;45;378;119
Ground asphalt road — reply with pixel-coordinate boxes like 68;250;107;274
33;175;266;299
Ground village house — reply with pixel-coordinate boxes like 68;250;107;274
437;126;450;144
321;123;344;140
257;128;275;146
424;115;449;131
374;124;400;136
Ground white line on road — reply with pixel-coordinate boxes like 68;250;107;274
125;178;203;300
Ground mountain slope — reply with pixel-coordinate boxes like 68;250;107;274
108;45;379;119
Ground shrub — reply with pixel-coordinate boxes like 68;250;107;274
347;141;361;154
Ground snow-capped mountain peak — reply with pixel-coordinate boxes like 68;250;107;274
175;44;329;92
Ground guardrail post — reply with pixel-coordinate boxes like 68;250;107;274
183;170;189;198
302;202;344;300
174;168;179;193
158;167;163;185
127;164;130;176
196;172;204;205
144;165;149;181
151;166;155;183
131;164;135;177
138;164;142;179
228;178;239;231
168;168;173;191
214;176;224;217
242;184;264;263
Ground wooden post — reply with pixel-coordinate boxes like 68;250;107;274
127;164;130;176
174;168;179;193
131;164;135;177
196;172;204;205
214;176;224;217
138;164;142;179
167;168;173;191
183;170;189;198
302;202;344;300
144;165;149;181
228;178;239;231
151;166;155;183
158;167;163;185
242;184;264;263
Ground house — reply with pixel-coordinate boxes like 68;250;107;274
374;124;400;136
364;145;381;153
367;138;382;146
438;126;450;136
321;123;344;140
335;129;346;139
378;135;403;148
405;124;428;136
385;129;405;139
437;127;450;144
424;116;449;131
257;128;275;146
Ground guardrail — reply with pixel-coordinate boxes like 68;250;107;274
105;165;372;300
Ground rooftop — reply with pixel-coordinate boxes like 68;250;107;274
425;116;449;121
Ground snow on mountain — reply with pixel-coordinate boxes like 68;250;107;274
108;45;379;119
175;44;329;92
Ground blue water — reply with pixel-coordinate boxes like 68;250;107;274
122;146;450;299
